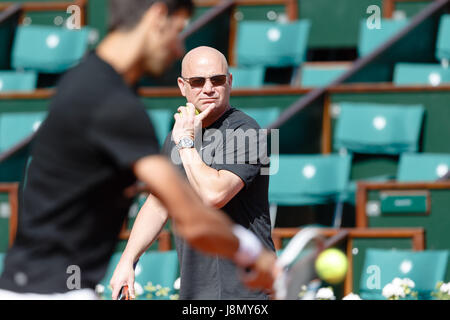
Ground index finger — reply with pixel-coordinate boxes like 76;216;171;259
112;282;123;300
196;103;216;122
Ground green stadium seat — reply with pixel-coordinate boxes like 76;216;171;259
0;112;47;152
0;71;37;93
146;109;172;147
229;66;265;88
359;249;448;300
269;154;352;228
397;153;450;182
12;25;90;73
269;154;352;206
300;64;349;88
436;15;450;62
358;19;409;57
333;102;425;155
393;63;450;86
236;20;311;67
239;107;280;128
98;250;179;300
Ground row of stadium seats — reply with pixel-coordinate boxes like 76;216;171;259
230;60;450;88
272;228;448;300
269;152;449;212
0;0;431;50
0;107;279;155
0;99;432;155
2;59;449;93
1;12;449;91
231;14;450;87
97;227;449;300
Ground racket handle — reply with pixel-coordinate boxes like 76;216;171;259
118;285;130;300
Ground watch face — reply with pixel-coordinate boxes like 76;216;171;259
179;137;194;148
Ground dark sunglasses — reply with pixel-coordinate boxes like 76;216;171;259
182;74;228;88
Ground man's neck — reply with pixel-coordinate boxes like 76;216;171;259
96;33;144;86
202;104;231;128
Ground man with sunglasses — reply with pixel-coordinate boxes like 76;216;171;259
111;46;275;300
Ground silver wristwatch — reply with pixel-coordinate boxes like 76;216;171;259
176;137;194;150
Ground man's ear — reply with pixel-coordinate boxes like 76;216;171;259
229;73;233;88
177;77;186;97
141;2;169;30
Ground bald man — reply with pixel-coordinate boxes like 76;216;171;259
110;46;275;300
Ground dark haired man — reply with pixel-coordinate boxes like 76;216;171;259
0;0;276;299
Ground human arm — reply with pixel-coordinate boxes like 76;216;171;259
172;103;244;208
110;194;168;300
133;155;276;290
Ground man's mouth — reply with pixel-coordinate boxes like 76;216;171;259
200;98;217;103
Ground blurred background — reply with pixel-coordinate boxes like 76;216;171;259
0;0;449;300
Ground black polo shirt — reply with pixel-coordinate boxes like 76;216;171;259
163;107;275;300
0;52;159;294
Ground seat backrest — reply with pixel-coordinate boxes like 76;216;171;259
99;250;179;300
359;249;449;299
0;71;37;93
236;20;311;67
333;102;425;155
269;154;352;205
393;63;450;86
12;25;90;73
0;112;47;152
300;64;349;88
358;19;408;57
239;106;280;128
147;109;172;147
229;66;265;88
397;153;450;182
436;14;450;62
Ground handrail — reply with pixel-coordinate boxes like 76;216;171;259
267;0;450;131
0;0;86;11
3;82;450;100
181;0;235;40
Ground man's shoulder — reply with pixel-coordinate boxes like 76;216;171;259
223;107;261;131
55;52;139;110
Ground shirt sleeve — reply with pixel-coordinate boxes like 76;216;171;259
211;124;263;189
87;95;160;168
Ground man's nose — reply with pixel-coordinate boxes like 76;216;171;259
202;79;214;93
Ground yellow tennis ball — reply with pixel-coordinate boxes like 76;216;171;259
315;248;348;284
179;108;200;117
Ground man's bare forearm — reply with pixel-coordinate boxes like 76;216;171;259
178;148;243;208
120;194;168;263
133;155;239;260
178;147;219;197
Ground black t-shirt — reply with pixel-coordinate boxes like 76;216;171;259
0;52;160;294
163;107;275;300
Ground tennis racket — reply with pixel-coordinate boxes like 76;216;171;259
118;285;130;300
273;228;325;300
273;228;349;300
116;259;139;300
